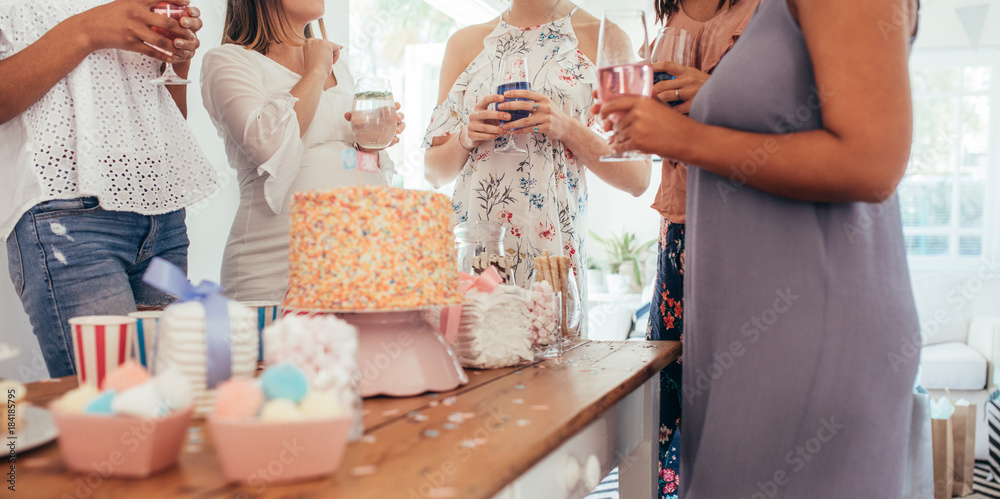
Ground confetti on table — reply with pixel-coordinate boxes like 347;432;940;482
443;396;457;406
362;435;377;444
473;436;489;445
429;401;440;407
514;385;525;390
424;430;440;438
530;405;550;411
443;423;458;430
516;419;532;427
351;465;378;476
411;413;429;422
427;392;440;397
382;409;400;417
187;434;203;444
514;370;523;374
460;439;478;448
427;487;457;498
447;412;465;424
511;398;524;404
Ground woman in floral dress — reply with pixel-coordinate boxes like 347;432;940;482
423;0;650;299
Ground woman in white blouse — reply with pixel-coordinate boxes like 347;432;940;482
0;0;216;378
201;0;404;303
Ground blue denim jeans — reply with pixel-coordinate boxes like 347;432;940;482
6;197;188;378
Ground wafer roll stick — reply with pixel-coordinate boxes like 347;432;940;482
555;256;567;337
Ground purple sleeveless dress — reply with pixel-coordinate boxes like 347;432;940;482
684;0;919;496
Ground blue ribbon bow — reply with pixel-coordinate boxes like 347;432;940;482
143;257;232;389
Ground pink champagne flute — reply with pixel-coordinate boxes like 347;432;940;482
149;2;191;85
596;9;653;161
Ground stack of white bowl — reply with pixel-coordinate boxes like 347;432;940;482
155;301;258;416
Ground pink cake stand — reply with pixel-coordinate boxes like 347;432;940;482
283;308;468;397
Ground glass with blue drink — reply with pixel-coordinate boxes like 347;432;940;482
650;27;693;107
495;54;531;154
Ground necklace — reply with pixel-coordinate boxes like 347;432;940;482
505;0;565;28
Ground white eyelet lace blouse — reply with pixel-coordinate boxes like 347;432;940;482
0;0;220;240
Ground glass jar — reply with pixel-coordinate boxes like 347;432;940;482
454;221;515;286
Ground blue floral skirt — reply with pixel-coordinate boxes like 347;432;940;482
647;218;683;498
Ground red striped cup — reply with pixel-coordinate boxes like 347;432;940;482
68;316;136;389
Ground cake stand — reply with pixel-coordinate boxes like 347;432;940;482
283;308;468;398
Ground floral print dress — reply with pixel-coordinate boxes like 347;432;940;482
423;8;595;297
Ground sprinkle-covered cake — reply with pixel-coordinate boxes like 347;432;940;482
284;186;463;311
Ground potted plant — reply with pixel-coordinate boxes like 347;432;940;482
589;231;656;295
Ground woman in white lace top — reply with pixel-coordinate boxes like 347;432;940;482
201;0;404;303
0;0;218;378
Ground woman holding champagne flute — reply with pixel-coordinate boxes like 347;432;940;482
0;0;216;378
423;0;651;299
201;0;406;303
596;0;920;494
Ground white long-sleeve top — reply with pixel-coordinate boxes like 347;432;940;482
200;44;392;302
0;0;219;240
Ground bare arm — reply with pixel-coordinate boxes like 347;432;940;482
598;0;917;203
0;0;196;125
287;39;340;137
424;25;502;188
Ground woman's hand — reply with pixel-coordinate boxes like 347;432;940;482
500;90;573;141
79;0;197;63
303;38;340;79
344;102;407;152
599;96;685;158
651;60;709;114
167;5;202;64
463;94;507;148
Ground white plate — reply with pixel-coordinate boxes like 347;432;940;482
15;406;58;453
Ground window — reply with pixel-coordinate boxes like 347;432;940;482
347;0;472;193
903;52;1000;271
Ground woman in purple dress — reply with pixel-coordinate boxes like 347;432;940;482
596;0;920;495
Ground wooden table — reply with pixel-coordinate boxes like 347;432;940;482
20;340;679;499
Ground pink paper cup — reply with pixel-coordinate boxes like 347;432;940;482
208;415;353;484
127;311;163;371
68;316;136;389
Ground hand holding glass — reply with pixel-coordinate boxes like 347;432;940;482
596;10;653;161
148;2;191;85
651;27;694;106
495;54;531;155
351;77;397;150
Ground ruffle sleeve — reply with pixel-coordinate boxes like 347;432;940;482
201;45;305;214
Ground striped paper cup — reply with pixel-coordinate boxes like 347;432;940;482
239;302;279;362
128;311;164;371
68;316;136;389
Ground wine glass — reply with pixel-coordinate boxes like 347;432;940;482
149;2;191;85
650;27;694;107
596;9;653;161
494;54;531;155
351;77;397;150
